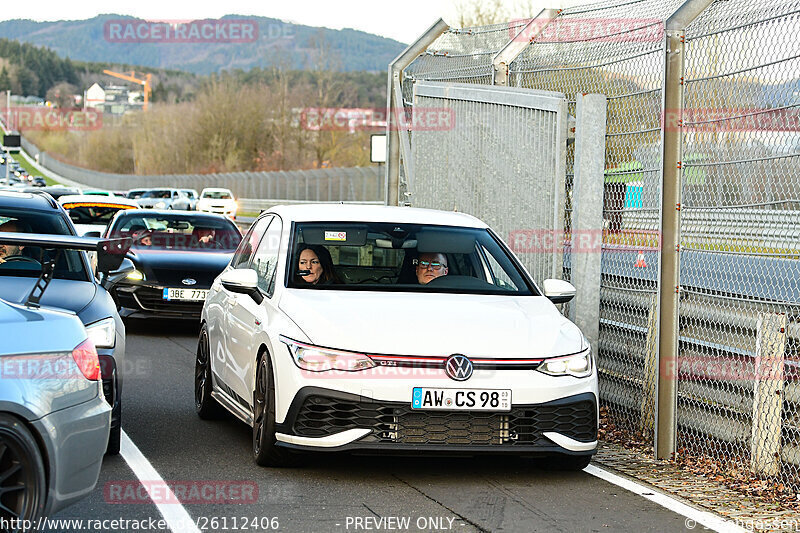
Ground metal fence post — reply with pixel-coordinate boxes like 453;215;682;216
386;19;448;206
571;93;607;354
492;9;558;86
657;0;715;460
751;312;788;476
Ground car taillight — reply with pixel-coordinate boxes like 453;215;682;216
72;339;100;381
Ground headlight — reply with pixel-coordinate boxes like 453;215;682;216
127;269;145;281
280;336;375;372
86;317;116;349
155;201;166;208
537;348;592;378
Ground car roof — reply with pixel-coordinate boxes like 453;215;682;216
0;190;60;210
113;209;235;220
200;187;233;193
59;195;140;207
266;204;487;228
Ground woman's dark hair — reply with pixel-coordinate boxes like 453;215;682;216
295;244;341;284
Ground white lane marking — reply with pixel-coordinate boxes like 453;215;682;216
585;464;747;532
120;430;201;533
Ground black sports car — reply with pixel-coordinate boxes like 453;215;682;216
104;210;242;319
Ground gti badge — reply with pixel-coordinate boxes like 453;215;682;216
182;278;197;286
445;354;473;381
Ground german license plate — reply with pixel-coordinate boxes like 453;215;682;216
162;288;208;301
411;387;511;411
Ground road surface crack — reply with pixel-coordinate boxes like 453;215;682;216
391;473;490;533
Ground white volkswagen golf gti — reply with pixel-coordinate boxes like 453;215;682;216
197;205;598;469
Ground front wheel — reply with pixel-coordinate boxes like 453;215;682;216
195;325;225;419
0;414;47;524
253;353;292;467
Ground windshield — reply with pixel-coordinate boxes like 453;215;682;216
286;222;535;295
202;191;232;199
141;190;173;199
64;203;135;225
0;209;89;281
109;213;241;251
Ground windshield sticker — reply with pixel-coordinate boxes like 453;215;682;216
325;231;347;241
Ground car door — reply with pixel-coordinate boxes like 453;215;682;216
226;216;283;405
210;215;272;395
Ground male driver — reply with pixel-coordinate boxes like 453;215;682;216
415;252;448;284
0;220;25;263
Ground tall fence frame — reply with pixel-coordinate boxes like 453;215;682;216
388;0;800;487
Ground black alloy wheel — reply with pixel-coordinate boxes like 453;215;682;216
252;353;291;467
0;414;46;531
195;325;224;419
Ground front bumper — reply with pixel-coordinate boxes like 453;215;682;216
198;206;236;218
273;387;597;456
115;283;205;319
32;391;112;515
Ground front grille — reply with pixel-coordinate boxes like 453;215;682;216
293;396;596;446
131;286;203;315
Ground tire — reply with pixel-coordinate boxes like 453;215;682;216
552;454;592;471
0;414;47;524
253;353;292;467
195;325;225;419
106;406;121;455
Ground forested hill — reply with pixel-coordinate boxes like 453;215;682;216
0;15;406;75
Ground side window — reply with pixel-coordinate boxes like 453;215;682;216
251;218;283;295
478;245;520;290
232;216;272;269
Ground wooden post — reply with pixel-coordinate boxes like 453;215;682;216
751;312;787;476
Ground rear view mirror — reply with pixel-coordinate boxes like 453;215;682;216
221;269;263;304
543;279;576;304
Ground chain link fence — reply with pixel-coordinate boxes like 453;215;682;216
394;0;800;487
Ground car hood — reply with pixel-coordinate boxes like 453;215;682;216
0;278;97;315
129;250;232;287
278;290;584;358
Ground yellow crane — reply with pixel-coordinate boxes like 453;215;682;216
102;70;152;111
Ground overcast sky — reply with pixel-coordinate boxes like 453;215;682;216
0;0;591;44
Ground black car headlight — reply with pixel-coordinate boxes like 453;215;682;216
537;348;592;378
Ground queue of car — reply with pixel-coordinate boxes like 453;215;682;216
0;185;597;524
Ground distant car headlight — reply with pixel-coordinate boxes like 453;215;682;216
537;348;592;378
155;201;166;208
280;336;375;372
127;269;145;281
86;317;116;349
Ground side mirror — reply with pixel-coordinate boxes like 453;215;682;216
220;268;263;304
543;279;576;304
102;257;136;288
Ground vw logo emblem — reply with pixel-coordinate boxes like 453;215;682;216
445;354;473;381
182;278;197;286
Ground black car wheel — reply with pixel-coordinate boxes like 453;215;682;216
195;325;224;419
552;454;592;471
253;353;291;467
0;414;46;527
107;408;121;456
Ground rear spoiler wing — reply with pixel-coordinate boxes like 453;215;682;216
0;232;131;273
0;232;131;307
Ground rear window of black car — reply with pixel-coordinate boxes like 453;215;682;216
0;209;89;281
